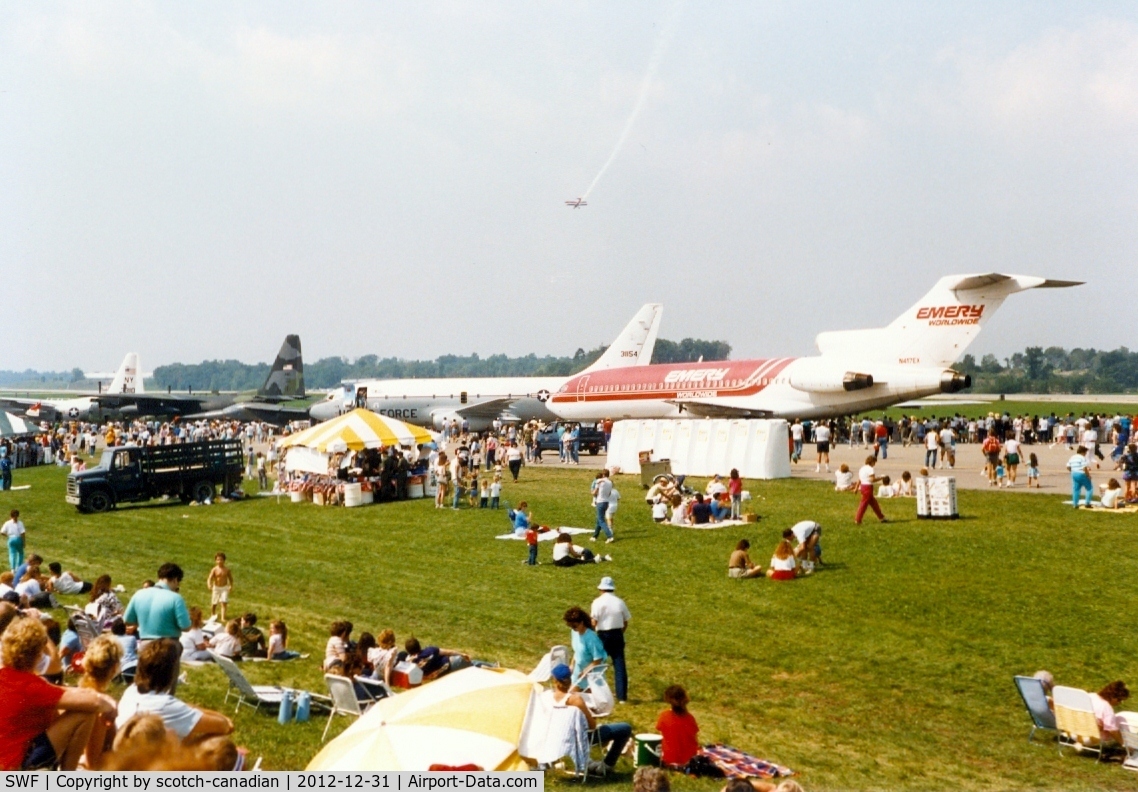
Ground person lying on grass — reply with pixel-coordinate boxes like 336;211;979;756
765;531;800;580
553;533;611;566
404;637;471;682
728;540;763;579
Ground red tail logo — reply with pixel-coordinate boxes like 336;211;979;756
916;305;984;320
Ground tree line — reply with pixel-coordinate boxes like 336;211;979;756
148;337;734;392
956;346;1138;393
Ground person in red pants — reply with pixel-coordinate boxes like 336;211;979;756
855;456;888;524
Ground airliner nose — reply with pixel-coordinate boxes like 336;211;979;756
309;401;339;423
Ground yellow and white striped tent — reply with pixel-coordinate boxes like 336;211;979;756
279;408;434;453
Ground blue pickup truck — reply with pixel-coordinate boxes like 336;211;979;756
535;423;607;456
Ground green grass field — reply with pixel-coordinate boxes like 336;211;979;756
6;462;1138;790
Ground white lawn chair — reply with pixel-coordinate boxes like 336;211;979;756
323;674;373;742
353;675;392;705
1118;712;1138;771
1054;685;1105;761
210;651;287;713
581;665;614;718
528;645;571;683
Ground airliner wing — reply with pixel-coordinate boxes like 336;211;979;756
454;398;519;421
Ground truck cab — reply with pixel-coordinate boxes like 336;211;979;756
67;445;143;512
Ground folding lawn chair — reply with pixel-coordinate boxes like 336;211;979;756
1053;685;1105;761
581;665;614;718
1118;712;1138;771
210;651;287;714
1013;675;1057;744
323;674;375;742
353;675;392;705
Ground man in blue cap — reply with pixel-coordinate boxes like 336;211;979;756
548;663;632;777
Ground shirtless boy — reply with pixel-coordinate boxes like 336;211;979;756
207;552;234;622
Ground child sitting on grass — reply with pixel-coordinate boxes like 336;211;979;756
876;475;896;498
268;620;301;660
208;620;243;661
833;464;856;492
897;471;914;497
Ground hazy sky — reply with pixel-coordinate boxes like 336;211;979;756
4;2;1136;371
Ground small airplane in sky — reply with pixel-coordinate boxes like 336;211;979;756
565;197;587;208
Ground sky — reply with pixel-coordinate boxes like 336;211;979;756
3;1;1137;371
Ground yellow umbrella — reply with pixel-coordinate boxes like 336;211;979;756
307;667;536;771
280;408;435;453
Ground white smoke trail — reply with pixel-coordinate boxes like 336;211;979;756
581;0;684;201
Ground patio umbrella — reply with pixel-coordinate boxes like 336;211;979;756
279;408;435;453
307;667;536;771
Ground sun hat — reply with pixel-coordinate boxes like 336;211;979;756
597;576;615;591
551;663;572;682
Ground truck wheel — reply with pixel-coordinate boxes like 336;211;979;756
85;490;113;513
193;481;215;503
589;447;599;456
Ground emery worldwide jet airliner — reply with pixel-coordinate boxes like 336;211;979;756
546;274;1081;422
309;304;663;431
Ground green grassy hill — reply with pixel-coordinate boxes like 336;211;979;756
7;463;1137;789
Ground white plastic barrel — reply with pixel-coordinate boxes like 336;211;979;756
343;483;363;507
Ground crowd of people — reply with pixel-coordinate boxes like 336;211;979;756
0;551;264;770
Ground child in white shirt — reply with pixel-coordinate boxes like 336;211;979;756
834;464;856;492
651;498;668;523
489;476;502;509
897;471;914;497
877;475;897;498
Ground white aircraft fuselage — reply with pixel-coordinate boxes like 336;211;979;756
548;273;1080;422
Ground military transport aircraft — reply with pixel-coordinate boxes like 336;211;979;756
93;335;309;425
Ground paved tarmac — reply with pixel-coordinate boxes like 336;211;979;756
533;437;1124;496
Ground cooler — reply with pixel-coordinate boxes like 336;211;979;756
390;661;423;689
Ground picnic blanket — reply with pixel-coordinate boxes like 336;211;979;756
1061;501;1138;513
699;743;794;779
496;527;592;541
682;518;750;530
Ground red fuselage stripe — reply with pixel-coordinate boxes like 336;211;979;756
550;358;795;404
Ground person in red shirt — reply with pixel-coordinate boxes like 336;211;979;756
525;525;539;566
727;469;744;520
655;684;700;768
0;615;116;770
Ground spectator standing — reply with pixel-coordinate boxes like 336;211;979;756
591;471;614;542
0;449;11;490
124;563;192;642
855;457;887;525
2;510;25;571
1067;446;1094;508
924;428;940;469
591;576;631;703
814;422;832;472
563;606;607;690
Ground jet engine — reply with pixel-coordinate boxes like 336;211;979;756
431;410;463;433
788;370;874;393
940;371;972;393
